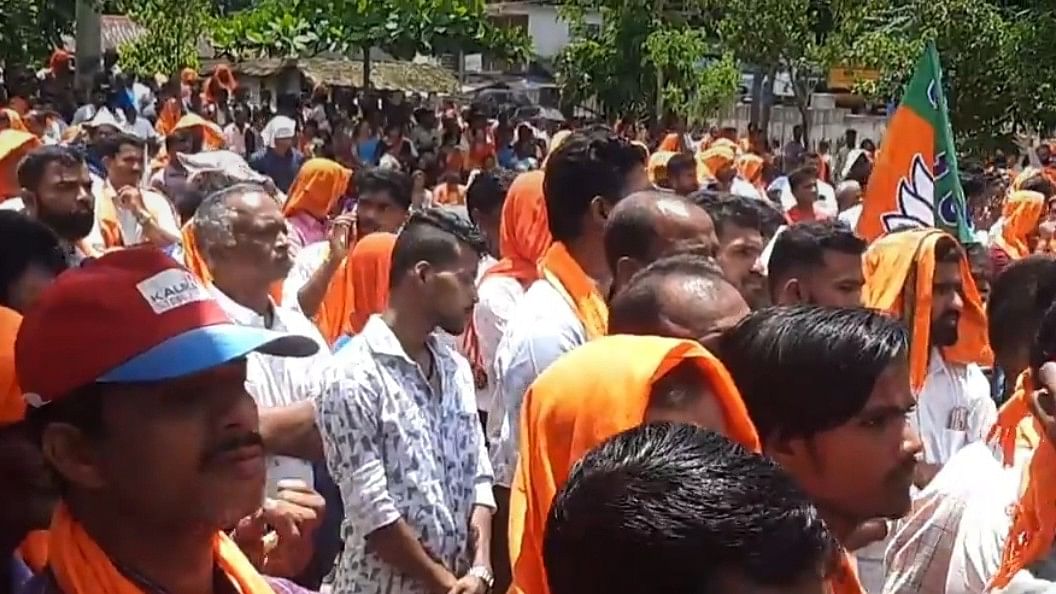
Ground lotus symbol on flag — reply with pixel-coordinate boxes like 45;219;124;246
881;153;935;233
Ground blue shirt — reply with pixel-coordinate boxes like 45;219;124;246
8;555;32;594
357;138;381;166
249;149;305;193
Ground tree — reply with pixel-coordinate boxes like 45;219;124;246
555;0;739;125
209;0;530;88
115;0;215;77
0;0;78;72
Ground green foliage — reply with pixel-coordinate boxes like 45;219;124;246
208;0;530;67
0;0;77;70
116;0;214;77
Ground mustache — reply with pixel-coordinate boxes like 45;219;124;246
201;432;264;465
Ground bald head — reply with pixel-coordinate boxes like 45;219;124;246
604;190;718;295
609;252;749;352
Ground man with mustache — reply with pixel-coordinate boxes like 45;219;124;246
862;229;995;486
1;146;97;265
16;247;324;594
719;306;923;594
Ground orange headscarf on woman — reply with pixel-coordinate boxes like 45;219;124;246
154;97;182;136
736;152;765;189
283;159;353;221
994;190;1045;260
697;145;736;182
0;129;42;200
313;233;397;344
862;228;992;392
508;335;760;594
484;171;552;285
204;64;238;104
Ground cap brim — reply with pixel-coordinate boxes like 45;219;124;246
97;324;320;383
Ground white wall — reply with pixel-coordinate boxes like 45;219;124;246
489;2;601;59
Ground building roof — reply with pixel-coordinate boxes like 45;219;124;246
200;58;460;95
63;15;214;57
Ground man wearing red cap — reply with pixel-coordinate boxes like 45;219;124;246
16;247;323;594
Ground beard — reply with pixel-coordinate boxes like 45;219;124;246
931;312;960;347
37;204;95;241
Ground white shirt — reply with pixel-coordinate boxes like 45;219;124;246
318;315;495;594
208;285;332;496
92;178;181;252
224;122;249;156
731;177;764;201
914;349;997;466
883;442;1028;594
281;241;330;308
472;274;524;413
773;176;839;215
839;203;863;230
490;279;586;487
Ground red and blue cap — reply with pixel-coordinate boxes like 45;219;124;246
15;247;319;406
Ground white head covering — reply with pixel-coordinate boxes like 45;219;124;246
83;107;126;132
261;115;297;148
836;179;862;196
840;148;869;180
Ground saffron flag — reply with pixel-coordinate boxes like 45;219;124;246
857;43;972;243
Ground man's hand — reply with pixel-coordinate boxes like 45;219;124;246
115;186;147;213
446;574;487;594
843;519;889;551
230;479;326;577
327;213;356;262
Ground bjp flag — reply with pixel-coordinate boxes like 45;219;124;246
857;44;972;243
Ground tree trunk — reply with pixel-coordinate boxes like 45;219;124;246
792;69;811;147
749;65;764;127
655;62;665;121
362;44;372;89
760;66;777;138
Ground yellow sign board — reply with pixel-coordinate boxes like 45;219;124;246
827;68;880;90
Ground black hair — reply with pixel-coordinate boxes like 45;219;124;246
934;235;963;264
989;257;1056;367
609;251;728;336
649;360;710;411
389;208;486;289
718;306;909;441
357;167;412;209
788;166;818;191
16;145;85;193
690;191;784;239
466;170;515;224
1021;175;1055;199
666;152;696;178
543;131;643;241
544;422;836;594
26;382;107;446
0;211;67;306
603;193;697;277
768;220;866;295
96;132;146;160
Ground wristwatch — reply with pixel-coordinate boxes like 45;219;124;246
468;566;494;591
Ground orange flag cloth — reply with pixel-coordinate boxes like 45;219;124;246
49;503;274;594
507;335;760;594
993;190;1045;260
0;130;43;200
538;242;608;340
862;228;991;393
988;369;1055;589
283;159;353;220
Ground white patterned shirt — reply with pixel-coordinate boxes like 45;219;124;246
318;315;496;594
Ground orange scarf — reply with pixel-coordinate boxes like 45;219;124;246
697;145;736;182
153;113;225;170
862;228;992;392
831;552;866;594
154;98;182;136
349;233;396;334
647;151;675;186
283;159;352;220
538;242;608;340
507;335;760;594
95;183;126;249
993;190;1045;260
736;152;765;189
49;503;274;594
2;108;28;132
657;132;681;152
988;369;1054;589
0;129;42;200
484;171;552;285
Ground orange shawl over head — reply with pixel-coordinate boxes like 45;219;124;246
173;113;224;151
657;133;681;152
994;190;1045;260
647;151;675;186
283;159;353;220
539;242;608;340
154;97;182;136
0;129;42;200
204;64;238;104
484;171;552;285
736;153;765;189
507;335;760;594
862;228;991;392
697;145;736;182
49;503;274;594
347;232;397;335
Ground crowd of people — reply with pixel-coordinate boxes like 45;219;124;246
3;49;1056;594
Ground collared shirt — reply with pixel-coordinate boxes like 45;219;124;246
914;349;997;466
92;179;181;252
490;279;586;487
472;275;524;414
249;149;305;194
281;242;330;309
318;315;495;594
208;285;331;497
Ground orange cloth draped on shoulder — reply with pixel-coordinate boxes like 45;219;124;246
2;108;29;132
988;368;1056;589
507;335;760;594
538;242;608;340
283;159;353;220
831;553;867;594
0;307;51;572
993;190;1045;260
0;129;42;200
348;233;398;334
94;184;126;249
862;228;992;393
697;145;736;182
155;97;182;136
49;503;275;594
657;132;682;152
647;151;675;186
181;221;212;284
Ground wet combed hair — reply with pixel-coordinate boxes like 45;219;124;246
608;251;727;335
357;167;413;209
0;211;67;306
690;191;784;239
768;220;866;295
543;131;643;242
466;170;517;223
544;422;836;594
17;145;85;193
718;306;909;441
989;257;1056;365
96;132;145;159
389;208;486;289
666;152;696;178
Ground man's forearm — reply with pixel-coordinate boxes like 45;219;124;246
297;255;343;317
366;520;456;594
136;211;180;247
259;401;323;461
469;505;493;570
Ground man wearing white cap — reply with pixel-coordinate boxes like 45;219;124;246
250;115;304;193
